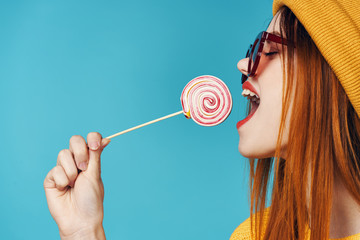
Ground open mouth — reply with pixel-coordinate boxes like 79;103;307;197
236;82;260;129
242;88;260;114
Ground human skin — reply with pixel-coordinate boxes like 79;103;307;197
43;11;360;240
237;11;290;159
237;12;360;239
44;132;110;240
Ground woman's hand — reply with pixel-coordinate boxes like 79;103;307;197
44;132;111;240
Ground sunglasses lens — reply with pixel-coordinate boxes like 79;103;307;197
249;39;260;74
241;74;248;84
242;32;263;84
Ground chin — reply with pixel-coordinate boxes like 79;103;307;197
238;141;276;159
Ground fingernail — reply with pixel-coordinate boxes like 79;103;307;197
89;141;100;150
79;162;88;171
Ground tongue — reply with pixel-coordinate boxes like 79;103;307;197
249;101;259;115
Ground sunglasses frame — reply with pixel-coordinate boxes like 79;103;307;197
241;31;289;84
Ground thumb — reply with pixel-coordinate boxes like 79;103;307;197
87;137;111;179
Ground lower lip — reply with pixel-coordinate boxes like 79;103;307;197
236;102;259;129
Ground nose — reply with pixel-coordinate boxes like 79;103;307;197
237;58;249;77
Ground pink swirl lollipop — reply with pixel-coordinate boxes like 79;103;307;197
181;75;232;126
105;75;232;139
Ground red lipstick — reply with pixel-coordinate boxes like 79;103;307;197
236;81;260;129
242;81;259;97
236;106;257;128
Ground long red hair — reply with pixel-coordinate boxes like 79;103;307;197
248;6;360;240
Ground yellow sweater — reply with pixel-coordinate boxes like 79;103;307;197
230;210;360;240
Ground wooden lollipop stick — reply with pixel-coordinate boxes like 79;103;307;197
105;110;184;139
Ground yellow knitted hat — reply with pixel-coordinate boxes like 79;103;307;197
273;0;360;117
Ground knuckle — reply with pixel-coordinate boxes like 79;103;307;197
68;170;78;182
43;178;47;188
58;154;77;178
44;171;52;188
53;166;68;187
74;147;88;159
88;132;102;140
57;179;68;188
58;149;71;160
70;135;84;145
53;165;63;175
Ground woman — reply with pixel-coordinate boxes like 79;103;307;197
232;0;360;239
44;0;360;239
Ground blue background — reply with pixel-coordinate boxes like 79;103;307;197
0;0;273;239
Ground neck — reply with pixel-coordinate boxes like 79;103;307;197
306;168;360;238
329;175;360;239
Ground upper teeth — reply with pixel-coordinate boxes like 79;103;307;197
242;89;260;104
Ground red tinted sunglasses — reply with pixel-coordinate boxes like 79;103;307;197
241;31;289;84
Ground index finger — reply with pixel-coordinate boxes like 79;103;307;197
69;135;89;171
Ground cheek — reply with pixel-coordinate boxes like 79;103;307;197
259;61;284;119
264;57;283;93
256;56;284;99
261;62;286;142
238;59;286;159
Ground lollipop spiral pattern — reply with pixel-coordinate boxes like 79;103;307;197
181;75;232;126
